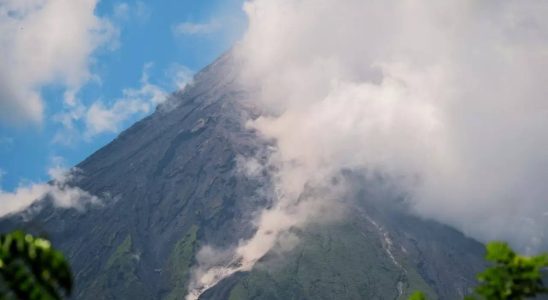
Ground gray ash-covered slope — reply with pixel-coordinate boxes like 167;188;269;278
1;53;486;299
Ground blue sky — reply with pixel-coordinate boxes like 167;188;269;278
0;0;246;192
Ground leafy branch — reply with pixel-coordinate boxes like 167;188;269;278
0;231;72;300
411;242;548;300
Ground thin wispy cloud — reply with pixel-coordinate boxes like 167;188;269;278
173;19;222;36
52;63;194;143
166;63;194;90
113;1;150;22
84;64;166;137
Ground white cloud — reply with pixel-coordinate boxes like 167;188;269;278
0;0;118;126
173;19;221;36
83;64;167;137
51;63;178;142
84;96;150;137
167;63;194;90
52;62;194;142
0;166;101;218
0;183;50;218
237;0;548;249
187;0;548;296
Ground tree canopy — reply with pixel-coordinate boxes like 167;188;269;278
412;241;548;300
0;231;72;300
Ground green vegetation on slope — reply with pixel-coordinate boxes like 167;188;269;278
83;234;147;299
225;222;435;300
106;235;133;268
165;225;199;300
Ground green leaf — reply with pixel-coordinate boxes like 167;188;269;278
0;230;73;299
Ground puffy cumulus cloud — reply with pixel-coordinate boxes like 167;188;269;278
0;166;102;218
0;0;118;125
187;0;548;296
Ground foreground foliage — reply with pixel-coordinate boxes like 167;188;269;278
0;231;72;299
411;241;548;300
1;228;545;300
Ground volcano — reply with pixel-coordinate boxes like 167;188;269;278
0;53;486;300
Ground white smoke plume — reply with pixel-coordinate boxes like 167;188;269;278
187;0;548;297
187;150;347;299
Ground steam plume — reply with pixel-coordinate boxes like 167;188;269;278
187;0;548;297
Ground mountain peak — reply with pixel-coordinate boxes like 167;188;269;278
1;53;486;300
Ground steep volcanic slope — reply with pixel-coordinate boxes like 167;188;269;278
200;180;487;300
1;54;486;299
